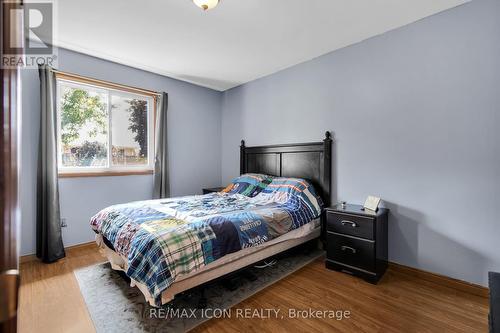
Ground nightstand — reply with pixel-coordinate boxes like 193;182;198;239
325;203;388;283
202;187;225;194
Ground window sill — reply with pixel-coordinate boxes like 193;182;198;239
58;169;154;178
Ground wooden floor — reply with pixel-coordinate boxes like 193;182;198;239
18;244;489;333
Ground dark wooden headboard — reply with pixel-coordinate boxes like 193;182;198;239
240;131;332;207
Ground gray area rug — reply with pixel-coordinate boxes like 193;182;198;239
75;249;323;333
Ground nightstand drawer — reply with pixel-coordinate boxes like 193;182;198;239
326;232;375;272
326;211;374;240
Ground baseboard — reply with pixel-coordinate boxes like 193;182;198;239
19;254;37;264
389;262;489;298
19;241;97;264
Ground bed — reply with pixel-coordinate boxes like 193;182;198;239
91;132;332;306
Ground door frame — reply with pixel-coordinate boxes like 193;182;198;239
1;0;22;332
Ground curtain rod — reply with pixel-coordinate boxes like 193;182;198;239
50;68;163;97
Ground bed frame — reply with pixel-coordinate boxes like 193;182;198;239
240;131;332;207
98;132;333;307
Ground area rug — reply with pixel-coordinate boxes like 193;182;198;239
74;249;323;333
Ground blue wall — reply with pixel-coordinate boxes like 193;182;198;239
221;0;500;286
21;47;223;255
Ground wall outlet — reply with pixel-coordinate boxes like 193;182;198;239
61;218;68;228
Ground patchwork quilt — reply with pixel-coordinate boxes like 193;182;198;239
90;175;322;306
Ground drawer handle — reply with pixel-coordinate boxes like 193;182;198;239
341;220;358;228
341;246;357;254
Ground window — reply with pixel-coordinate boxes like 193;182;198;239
56;74;156;177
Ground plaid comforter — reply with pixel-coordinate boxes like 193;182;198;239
90;176;322;306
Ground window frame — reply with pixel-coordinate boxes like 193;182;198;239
55;72;157;178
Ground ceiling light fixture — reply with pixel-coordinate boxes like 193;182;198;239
193;0;220;11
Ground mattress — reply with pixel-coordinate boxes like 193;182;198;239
96;219;320;306
90;177;323;306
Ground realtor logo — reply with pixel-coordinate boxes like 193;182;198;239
2;1;57;69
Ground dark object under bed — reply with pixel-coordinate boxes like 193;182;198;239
490;272;500;333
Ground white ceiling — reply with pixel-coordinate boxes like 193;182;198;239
53;0;469;91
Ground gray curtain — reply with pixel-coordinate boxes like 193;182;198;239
36;65;65;262
153;92;170;199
